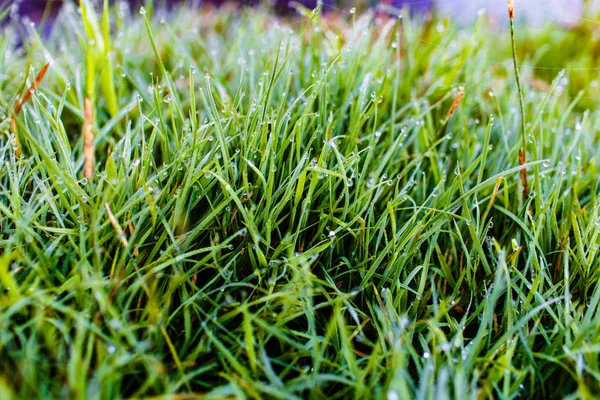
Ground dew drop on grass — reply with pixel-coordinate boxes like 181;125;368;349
349;7;356;14
139;7;146;15
107;345;116;354
329;231;336;238
387;391;400;400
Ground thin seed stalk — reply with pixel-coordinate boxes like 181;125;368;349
509;3;529;198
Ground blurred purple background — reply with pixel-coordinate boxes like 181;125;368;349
9;0;433;21
7;0;595;27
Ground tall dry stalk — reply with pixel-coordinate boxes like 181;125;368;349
83;98;94;180
508;0;529;198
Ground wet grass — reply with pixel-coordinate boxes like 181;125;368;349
1;2;600;399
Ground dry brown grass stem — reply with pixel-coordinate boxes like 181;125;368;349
105;203;129;248
83;98;95;180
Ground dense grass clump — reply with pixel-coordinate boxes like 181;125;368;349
1;2;600;398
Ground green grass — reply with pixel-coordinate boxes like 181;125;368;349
1;2;600;399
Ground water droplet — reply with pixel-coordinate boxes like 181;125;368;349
387;391;400;400
139;6;146;15
512;239;519;251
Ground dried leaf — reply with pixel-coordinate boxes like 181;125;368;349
518;149;529;198
14;63;50;115
446;86;464;122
